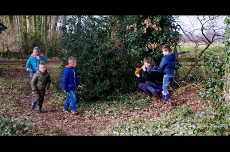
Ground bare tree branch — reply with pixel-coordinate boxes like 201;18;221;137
178;16;224;80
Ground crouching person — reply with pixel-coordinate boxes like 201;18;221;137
30;62;51;113
135;57;163;99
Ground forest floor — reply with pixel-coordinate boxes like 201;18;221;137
0;61;211;136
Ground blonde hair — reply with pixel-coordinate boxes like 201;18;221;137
68;56;76;62
33;47;40;52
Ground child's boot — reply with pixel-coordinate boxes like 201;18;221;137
162;94;170;102
30;101;37;110
71;111;79;115
63;109;69;112
38;106;43;113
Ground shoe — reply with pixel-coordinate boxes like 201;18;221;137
38;106;43;113
63;109;69;113
70;110;78;115
162;94;170;102
30;102;37;110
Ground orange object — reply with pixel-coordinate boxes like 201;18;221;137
135;67;142;74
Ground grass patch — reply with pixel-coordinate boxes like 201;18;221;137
46;129;60;136
177;44;225;56
1;78;14;88
106;104;230;136
0;117;33;136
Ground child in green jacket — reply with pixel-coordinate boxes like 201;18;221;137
30;62;51;113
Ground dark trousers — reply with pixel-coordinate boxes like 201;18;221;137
138;81;162;97
29;72;36;78
32;90;46;108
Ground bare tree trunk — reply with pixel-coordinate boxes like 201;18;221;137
224;48;230;101
33;16;37;34
51;16;59;55
44;16;48;56
17;16;23;53
48;16;52;42
0;15;61;56
8;16;14;28
224;68;230;101
23;16;29;54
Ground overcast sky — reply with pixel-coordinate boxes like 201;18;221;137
175;15;226;35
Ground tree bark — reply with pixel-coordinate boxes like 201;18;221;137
44;16;48;56
224;48;230;101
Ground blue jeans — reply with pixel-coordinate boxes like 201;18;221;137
64;90;77;112
162;75;174;96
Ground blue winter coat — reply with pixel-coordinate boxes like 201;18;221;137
61;66;80;92
25;56;47;73
26;56;39;73
158;53;176;75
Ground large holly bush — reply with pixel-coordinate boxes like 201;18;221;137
59;15;180;101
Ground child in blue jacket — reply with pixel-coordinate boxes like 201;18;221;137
61;56;82;113
25;47;47;78
158;44;176;102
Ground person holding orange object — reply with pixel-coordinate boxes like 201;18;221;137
135;57;163;98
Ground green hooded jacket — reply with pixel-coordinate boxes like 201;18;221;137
31;70;51;91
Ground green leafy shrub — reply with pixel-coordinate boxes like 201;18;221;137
59;16;180;101
113;15;180;64
199;50;225;102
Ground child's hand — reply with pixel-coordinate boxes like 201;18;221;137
26;68;30;72
141;65;146;71
32;91;35;94
77;85;82;89
135;73;140;78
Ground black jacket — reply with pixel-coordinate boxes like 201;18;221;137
140;66;163;84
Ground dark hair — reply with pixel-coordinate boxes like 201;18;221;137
144;57;155;65
162;44;172;52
